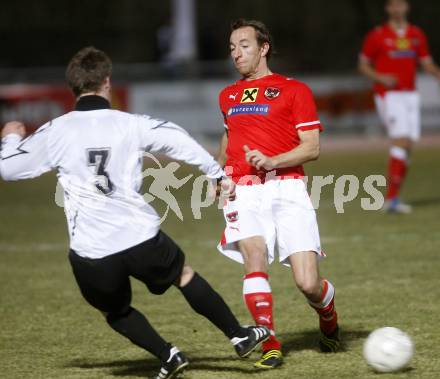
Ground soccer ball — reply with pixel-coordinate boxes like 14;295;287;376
363;327;414;373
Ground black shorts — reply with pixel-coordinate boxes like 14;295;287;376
68;231;185;313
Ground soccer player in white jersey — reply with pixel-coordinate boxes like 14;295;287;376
0;47;270;379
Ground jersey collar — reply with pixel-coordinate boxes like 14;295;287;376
75;95;111;111
385;22;409;37
237;73;278;85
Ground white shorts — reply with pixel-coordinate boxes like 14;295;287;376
218;179;324;267
374;91;421;141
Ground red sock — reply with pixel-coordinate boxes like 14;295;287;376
309;279;338;335
386;148;408;200
243;272;281;352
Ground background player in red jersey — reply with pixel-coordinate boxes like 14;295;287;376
216;19;340;369
359;0;440;213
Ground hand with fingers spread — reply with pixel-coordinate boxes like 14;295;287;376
243;145;276;171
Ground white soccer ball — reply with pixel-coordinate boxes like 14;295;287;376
363;327;414;373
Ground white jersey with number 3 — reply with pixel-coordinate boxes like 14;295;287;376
0;105;223;259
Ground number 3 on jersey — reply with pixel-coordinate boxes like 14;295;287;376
87;148;114;195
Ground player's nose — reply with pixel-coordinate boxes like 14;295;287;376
232;48;242;59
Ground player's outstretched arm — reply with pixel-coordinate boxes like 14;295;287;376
0;121;53;181
139;116;224;180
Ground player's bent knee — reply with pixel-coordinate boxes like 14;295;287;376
295;278;321;298
175;264;195;288
242;251;268;274
392;138;412;150
242;249;266;263
106;305;133;324
239;239;267;265
238;237;266;253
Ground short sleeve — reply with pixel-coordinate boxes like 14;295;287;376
417;29;432;61
220;110;228;130
291;84;323;132
360;29;379;62
218;90;229;130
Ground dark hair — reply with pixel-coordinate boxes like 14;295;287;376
231;19;273;60
66;46;112;97
386;0;408;5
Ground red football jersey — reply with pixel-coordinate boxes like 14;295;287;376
360;23;431;95
219;73;322;183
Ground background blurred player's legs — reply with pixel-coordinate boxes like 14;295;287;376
385;139;411;211
376;92;420;213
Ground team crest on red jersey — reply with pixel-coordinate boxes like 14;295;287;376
264;87;280;100
226;211;239;222
396;37;410;50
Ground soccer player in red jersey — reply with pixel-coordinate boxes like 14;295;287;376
216;19;340;369
359;0;440;213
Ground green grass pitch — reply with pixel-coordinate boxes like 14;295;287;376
1;146;439;378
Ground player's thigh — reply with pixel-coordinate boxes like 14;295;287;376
274;180;322;265
383;92;412;139
126;231;185;295
223;185;274;248
219;184;276;268
374;94;387;126
238;235;269;272
408;93;421;141
68;250;131;313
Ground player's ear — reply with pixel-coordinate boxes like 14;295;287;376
103;76;111;88
101;77;112;96
260;42;270;58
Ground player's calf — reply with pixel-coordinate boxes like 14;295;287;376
308;279;341;352
243;272;282;352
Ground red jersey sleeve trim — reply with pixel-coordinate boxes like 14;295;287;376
295;120;320;129
298;124;322;132
420;55;433;63
359;53;371;63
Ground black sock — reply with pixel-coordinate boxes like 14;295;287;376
107;307;171;361
179;272;246;339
